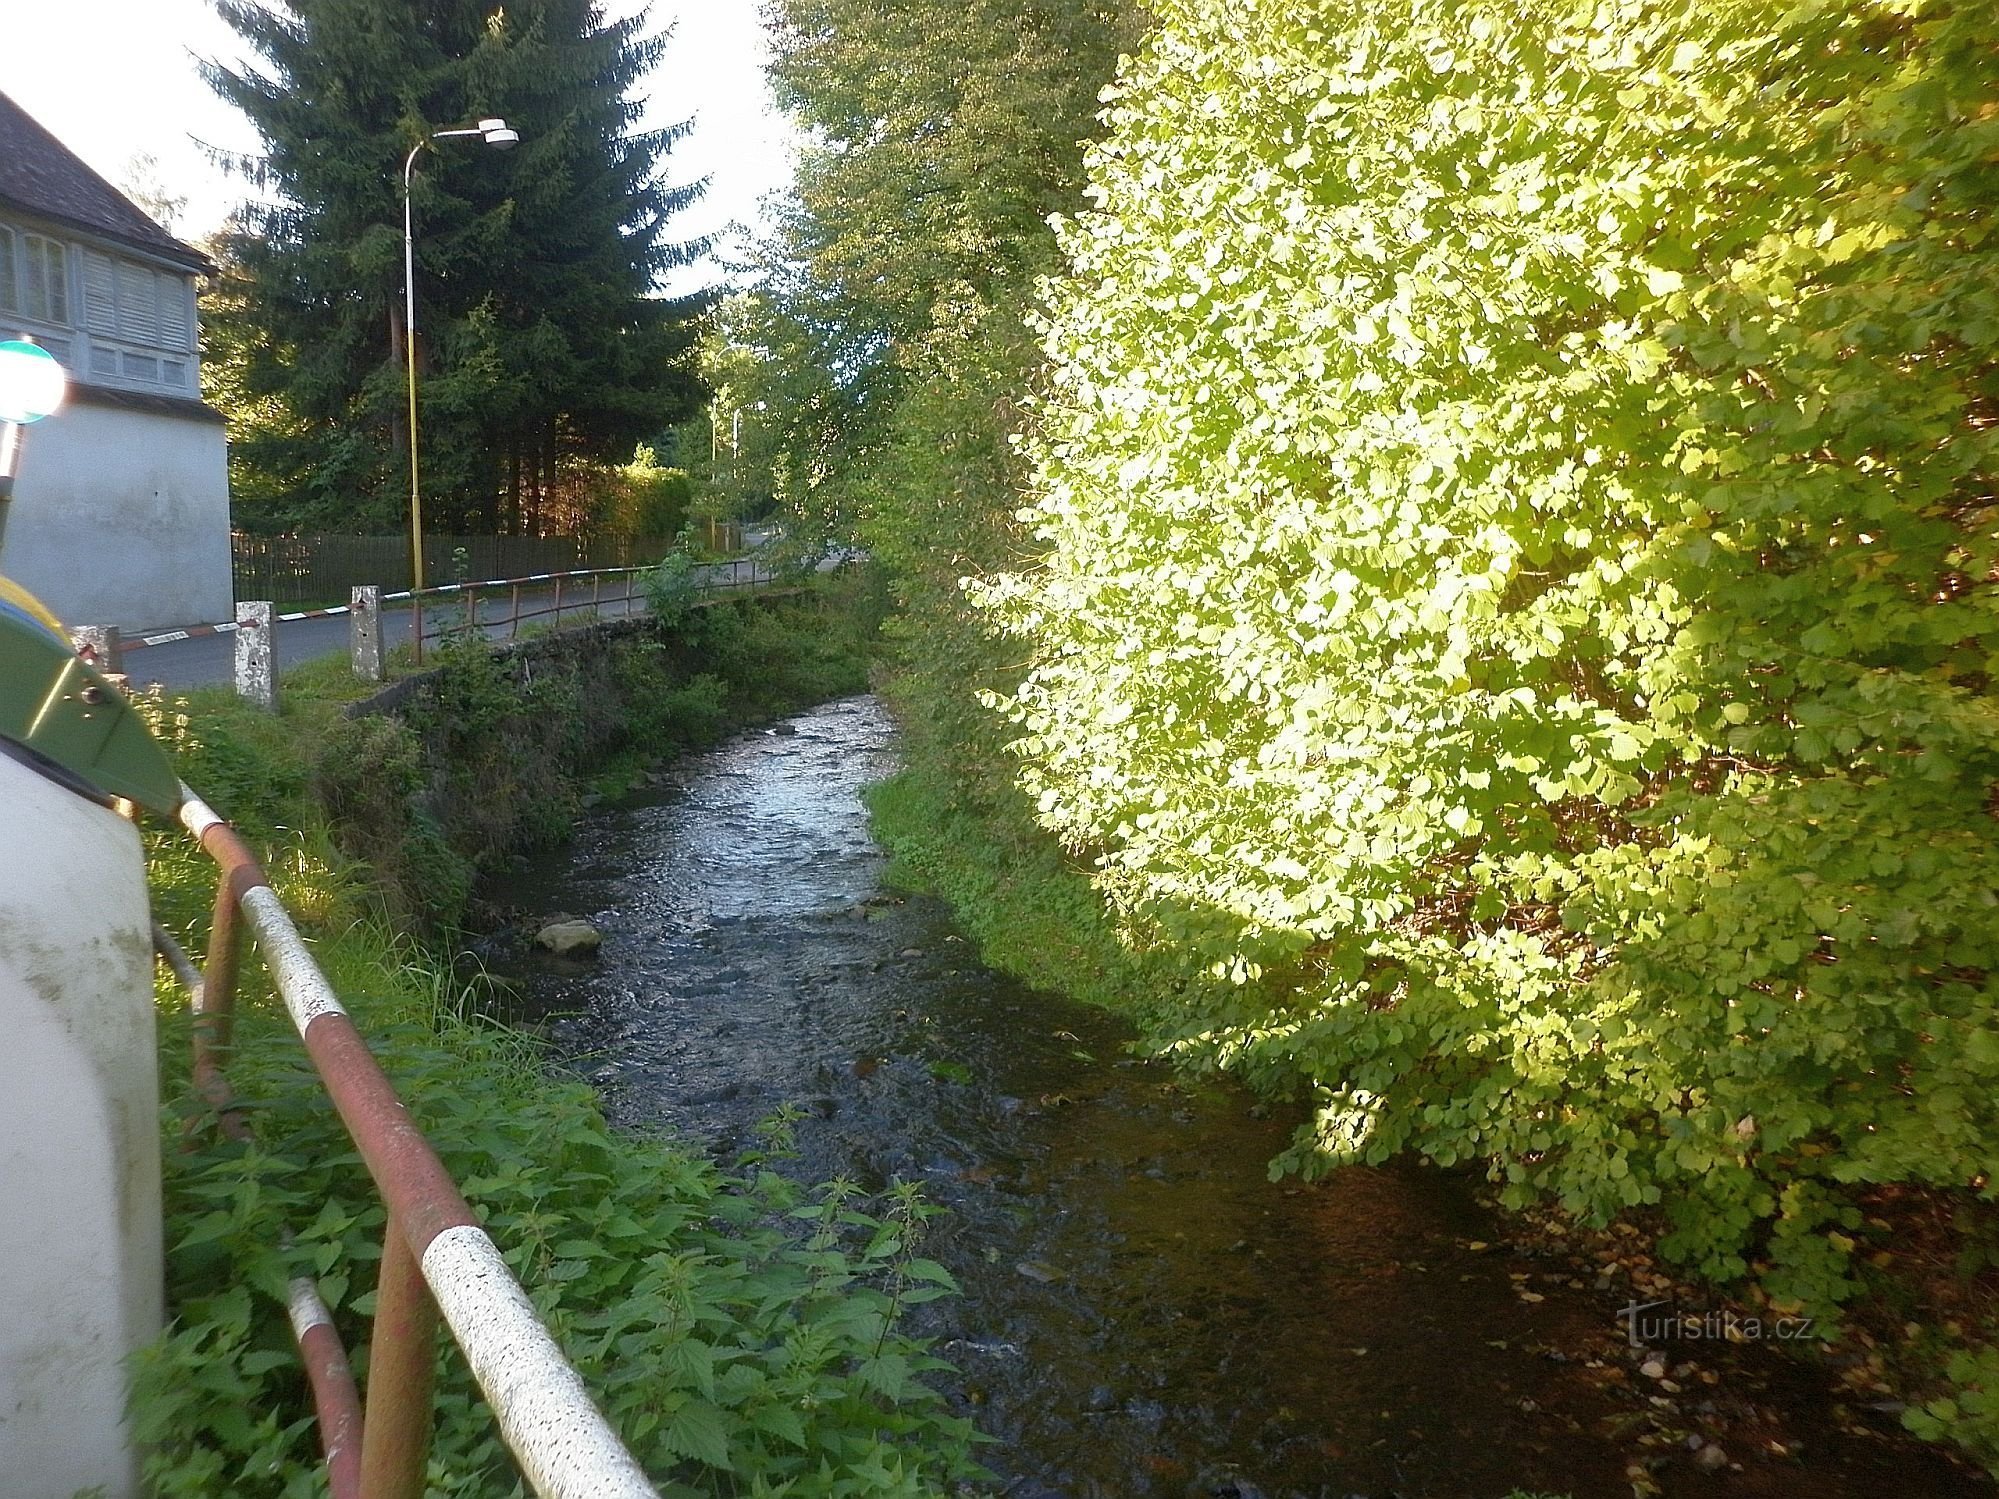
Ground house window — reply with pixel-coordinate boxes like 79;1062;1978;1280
0;226;69;325
21;234;67;324
83;250;191;353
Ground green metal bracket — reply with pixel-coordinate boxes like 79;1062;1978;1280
0;597;180;815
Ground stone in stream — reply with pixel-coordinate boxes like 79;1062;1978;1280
534;918;603;956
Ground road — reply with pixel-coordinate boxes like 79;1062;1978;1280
123;563;770;691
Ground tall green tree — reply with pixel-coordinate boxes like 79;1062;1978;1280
751;0;1141;801
204;0;706;537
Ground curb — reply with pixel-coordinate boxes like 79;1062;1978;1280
126;602;354;651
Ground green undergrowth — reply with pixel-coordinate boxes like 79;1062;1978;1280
174;573;884;930
135;928;981;1497
866;767;1174;1026
134;575;985;1494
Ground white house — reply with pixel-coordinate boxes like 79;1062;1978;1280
0;91;231;632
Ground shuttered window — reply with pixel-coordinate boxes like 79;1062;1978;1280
81;252;192;353
115;260;156;343
159;277;189;347
83;251;117;336
5;223;196;385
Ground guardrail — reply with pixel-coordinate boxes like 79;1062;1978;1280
396;557;771;659
156;785;658;1499
229;531;698;609
100;556;782;708
117;557;772;656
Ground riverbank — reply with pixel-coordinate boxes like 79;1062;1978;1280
865;708;1999;1489
136;575;985;1494
496;693;1986;1498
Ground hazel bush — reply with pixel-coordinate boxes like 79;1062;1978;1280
981;0;1999;1320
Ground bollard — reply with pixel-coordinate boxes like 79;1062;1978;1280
235;601;276;711
70;624;123;677
350;586;383;682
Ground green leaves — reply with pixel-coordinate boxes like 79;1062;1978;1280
140;966;982;1496
979;0;1999;1375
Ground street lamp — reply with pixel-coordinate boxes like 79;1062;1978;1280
402;117;518;658
0;338;68;552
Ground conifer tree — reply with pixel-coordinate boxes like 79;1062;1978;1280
205;0;705;536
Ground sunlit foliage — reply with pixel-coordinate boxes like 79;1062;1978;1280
986;0;1999;1337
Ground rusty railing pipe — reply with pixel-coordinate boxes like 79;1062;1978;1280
359;1213;439;1499
175;786;656;1499
289;1272;366;1499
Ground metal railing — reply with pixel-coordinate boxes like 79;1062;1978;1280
231;532;688;607
394;557;772;655
157;785;657;1499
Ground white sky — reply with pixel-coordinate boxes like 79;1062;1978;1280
0;0;795;297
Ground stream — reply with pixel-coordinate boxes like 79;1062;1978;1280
487;695;1987;1499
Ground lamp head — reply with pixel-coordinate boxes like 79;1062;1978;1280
0;339;66;425
477;118;520;149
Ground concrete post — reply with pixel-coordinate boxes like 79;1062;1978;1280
0;754;163;1499
235;601;276;711
69;625;124;676
350;585;383;682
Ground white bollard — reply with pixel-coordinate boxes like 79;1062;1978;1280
235;601;276;710
350;586;383;682
69;624;123;676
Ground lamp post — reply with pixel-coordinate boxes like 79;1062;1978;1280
0;338;69;556
401;117;519;659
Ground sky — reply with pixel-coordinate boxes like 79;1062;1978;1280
0;0;797;297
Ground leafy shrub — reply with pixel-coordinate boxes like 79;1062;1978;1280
646;550;703;628
691;585;877;718
136;938;982;1496
312;712;474;922
1908;1344;1999;1470
608;445;693;543
983;0;1999;1331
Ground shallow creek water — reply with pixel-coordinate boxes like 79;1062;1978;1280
488;695;1986;1499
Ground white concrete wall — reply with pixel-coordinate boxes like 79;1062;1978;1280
5;397;232;631
0;756;163;1499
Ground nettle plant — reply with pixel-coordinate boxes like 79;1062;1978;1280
980;0;1999;1322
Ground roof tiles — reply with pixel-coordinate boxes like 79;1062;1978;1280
0;90;214;273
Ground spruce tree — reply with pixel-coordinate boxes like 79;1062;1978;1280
205;0;705;536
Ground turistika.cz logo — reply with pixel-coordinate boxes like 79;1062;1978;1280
1617;1299;1816;1347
